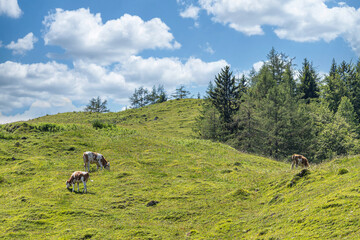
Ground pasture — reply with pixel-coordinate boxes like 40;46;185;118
1;99;360;239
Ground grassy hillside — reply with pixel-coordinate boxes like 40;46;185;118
0;99;360;239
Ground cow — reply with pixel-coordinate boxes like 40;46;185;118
291;154;310;169
66;171;90;193
83;151;110;172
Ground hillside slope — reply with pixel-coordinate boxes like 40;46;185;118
0;99;359;239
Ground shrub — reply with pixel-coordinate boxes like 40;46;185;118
36;123;63;132
338;168;349;175
92;120;113;129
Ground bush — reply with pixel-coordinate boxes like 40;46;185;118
338;168;349;175
36;123;63;132
92;120;113;129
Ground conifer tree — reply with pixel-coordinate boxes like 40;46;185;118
335;96;357;128
172;85;190;100
84;96;110;113
298;58;320;102
209;66;240;124
129;87;149;108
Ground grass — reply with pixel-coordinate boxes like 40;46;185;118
0;99;360;239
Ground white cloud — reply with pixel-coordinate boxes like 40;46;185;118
180;4;201;20
252;61;264;72
118;56;227;89
0;56;227;123
0;0;22;18
202;42;215;54
198;0;360;56
0;97;82;124
43;8;181;64
6;32;38;55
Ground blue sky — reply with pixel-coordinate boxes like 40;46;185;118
1;0;360;123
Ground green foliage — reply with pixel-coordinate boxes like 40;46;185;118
2;99;360;239
36;123;63;132
298;58;320;101
338;168;349;175
84;96;110;113
172;85;190;100
209;65;240;124
91;119;114;129
195;49;360;162
130;85;168;109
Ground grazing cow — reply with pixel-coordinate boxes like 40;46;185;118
83;151;110;172
291;154;310;169
66;171;90;193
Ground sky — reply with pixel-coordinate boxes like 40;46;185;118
1;0;360;123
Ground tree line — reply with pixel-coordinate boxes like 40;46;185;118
195;48;360;163
84;85;193;112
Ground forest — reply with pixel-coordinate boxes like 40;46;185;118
195;48;360;163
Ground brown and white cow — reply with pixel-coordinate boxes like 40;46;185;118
66;171;90;193
83;151;110;172
291;154;310;169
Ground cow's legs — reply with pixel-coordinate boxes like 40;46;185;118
72;183;75;192
83;180;87;193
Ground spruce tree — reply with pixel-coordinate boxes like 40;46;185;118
298;58;320;102
209;66;240;124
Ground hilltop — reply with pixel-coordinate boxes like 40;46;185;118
0;99;360;239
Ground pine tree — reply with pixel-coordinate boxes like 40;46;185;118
298;58;320;102
323;65;347;113
156;85;167;103
129;87;149;108
172;85;190;100
84;96;110;113
194;101;222;140
209;66;240;124
335;96;357;128
235;92;261;153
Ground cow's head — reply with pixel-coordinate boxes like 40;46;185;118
104;162;110;170
66;180;71;188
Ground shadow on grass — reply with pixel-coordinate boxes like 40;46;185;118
66;188;95;195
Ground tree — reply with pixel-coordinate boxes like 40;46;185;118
129;87;149;109
84;96;110;113
146;85;168;105
335;96;357;128
155;85;168;103
172;85;190;100
209;66;240;124
298;58;320;102
194;101;223;140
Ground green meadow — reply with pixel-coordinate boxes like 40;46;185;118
1;99;360;239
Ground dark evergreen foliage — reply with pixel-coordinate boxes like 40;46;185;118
209;66;240;123
130;85;168;109
84;96;110;113
172;85;191;100
298;58;320;102
195;49;360;162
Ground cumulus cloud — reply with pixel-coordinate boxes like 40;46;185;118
43;8;181;64
118;56;227;89
198;0;360;55
0;0;22;18
180;4;201;20
0;97;82;124
6;32;38;55
0;56;227;123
